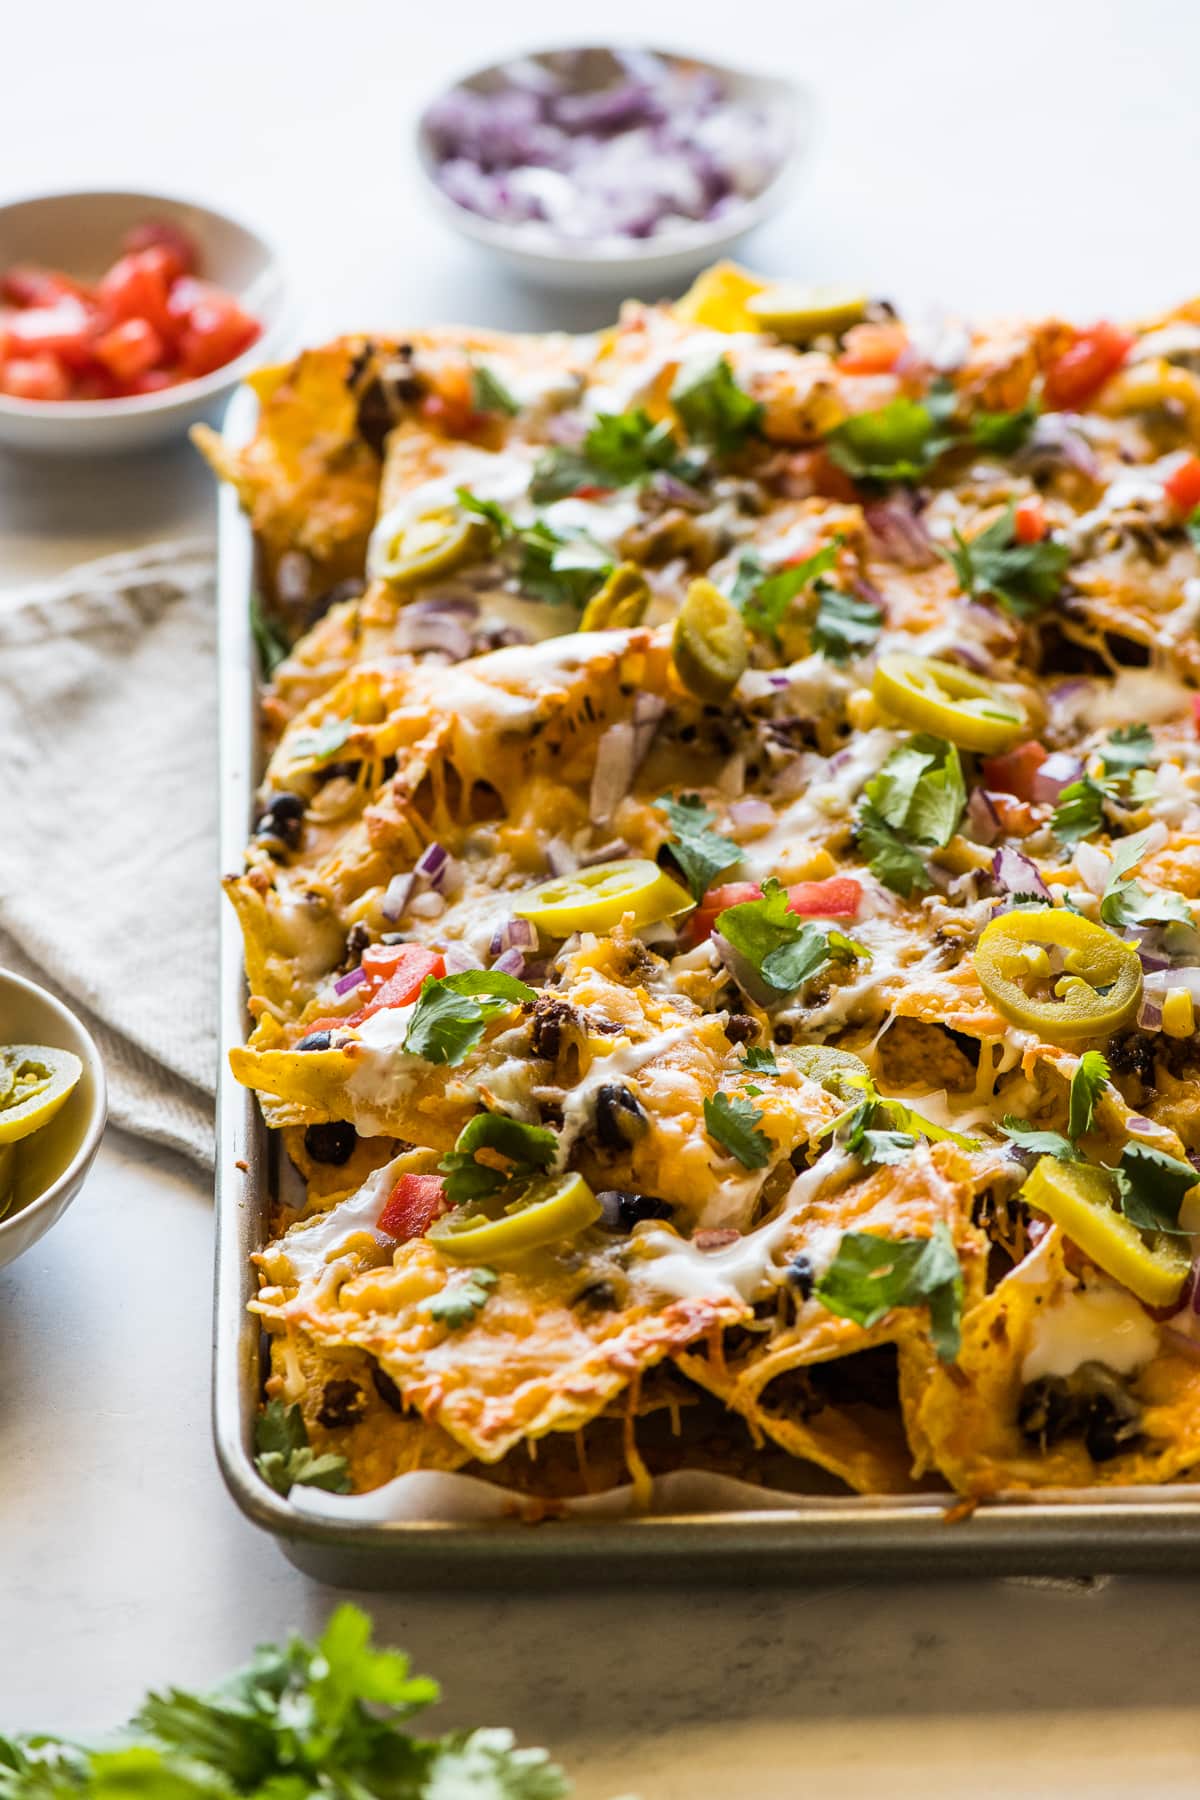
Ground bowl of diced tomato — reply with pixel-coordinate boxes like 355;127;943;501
0;189;284;452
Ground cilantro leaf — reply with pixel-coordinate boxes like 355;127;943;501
857;735;965;893
438;1113;557;1205
704;1092;771;1168
420;1728;572;1800
729;548;766;606
826;395;958;484
426;1267;498;1327
741;1046;780;1073
1051;774;1112;847
457;488;514;536
737;542;839;644
529;408;689;502
969;399;1040;454
456;487;612;607
717;877;865;993
814;1220;963;1360
1099;826;1194;929
655;792;742;899
250;591;290;676
1068;1049;1110;1141
810;583;883;662
1001;1117;1079;1161
670;354;763;455
471;364;519;416
290;717;354;764
945;504;1071;618
253;1400;351;1497
1114;1143;1199;1236
1101;724;1155;777
404;971;534;1067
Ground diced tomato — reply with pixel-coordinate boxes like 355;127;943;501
176;290;260;377
573;483;614;499
377;1173;448;1241
1;266;84;308
989;791;1040;838
6;297;96;368
1013;496;1047;544
0;355;71;400
1042;321;1134;411
121;368;175;396
120;219;198;283
93;317;165;382
1165;455;1200;514
980;740;1048;803
689;875;862;944
98;248;176;338
307;945;445;1034
838;321;909;375
785;876;863;918
72;367;122;400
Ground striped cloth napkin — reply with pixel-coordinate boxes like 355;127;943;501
0;540;217;1166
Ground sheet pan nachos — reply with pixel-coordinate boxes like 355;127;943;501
201;267;1200;1507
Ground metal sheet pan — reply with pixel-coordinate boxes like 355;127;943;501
211;384;1200;1584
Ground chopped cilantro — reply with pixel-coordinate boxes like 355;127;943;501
456;487;612;607
741;1046;780;1073
826;394;957;484
1101;724;1155;777
814;1220;963;1360
1050;773;1113;847
729;548;766;607
249;591;290;675
945;504;1071;619
822;1075;977;1169
438;1112;557;1205
704;1092;771;1168
425;1267;498;1327
1114;1142;1199;1236
1001;1118;1078;1161
1099;826;1193;929
738;542;839;644
404;970;534;1067
655;792;742;899
471;363;519;416
670;354;763;455
253;1400;350;1497
969;399;1040;454
529;407;693;502
857;735;965;895
1068;1050;1110;1141
717;877;866;992
810;584;883;662
290;716;354;764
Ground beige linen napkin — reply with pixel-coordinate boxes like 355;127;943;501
0;540;217;1166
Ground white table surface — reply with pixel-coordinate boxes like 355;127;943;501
4;1;1200;1791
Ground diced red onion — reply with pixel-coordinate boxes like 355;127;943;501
712;930;776;1007
647;469;707;510
333;965;367;996
590;720;637;825
992;846;1051;901
1136;942;1174;974
415;842;449;886
1127;1115;1155;1131
381;872;414;921
1137;994;1164;1031
864;495;936;569
942;642;991;675
442;943;485;974
729;798;774;830
491;946;527;977
489;916;538;955
393;610;473;662
967;788;1001;846
1017;415;1101;482
1031;752;1084;805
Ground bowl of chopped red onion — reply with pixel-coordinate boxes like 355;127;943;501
417;45;808;292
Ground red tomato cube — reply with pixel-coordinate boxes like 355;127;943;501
6;297;95;369
1165;455;1200;514
94;317;166;382
1;266;84;308
98;249;175;338
120;219;198;283
177;292;260;377
0;355;71;400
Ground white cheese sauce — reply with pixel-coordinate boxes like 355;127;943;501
276;1156;403;1287
1021;1280;1160;1384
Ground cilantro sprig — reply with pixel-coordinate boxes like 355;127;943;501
670;354;763;455
814;1220;963;1360
827;389;958;484
717;877;867;992
530;408;698;502
1002;1050;1111;1162
290;717;355;765
404;970;534;1067
250;591;290;676
457;488;612;608
1050;773;1113;846
969;399;1040;454
1099;827;1193;930
1101;724;1155;778
945;503;1071;619
732;539;882;662
656;792;742;899
704;1092;771;1168
426;1266;499;1327
820;1073;978;1170
253;1400;350;1497
1114;1143;1199;1235
856;735;966;896
471;363;520;417
0;1604;571;1800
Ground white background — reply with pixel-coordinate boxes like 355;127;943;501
3;2;1200;1793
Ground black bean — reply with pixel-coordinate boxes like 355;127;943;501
296;1031;333;1052
597;1189;673;1231
1017;1376;1079;1451
304;1121;358;1166
256;790;306;848
317;1379;365;1429
725;1014;758;1045
593;1084;649;1151
786;1254;814;1300
574;1280;620;1311
372;1365;406;1414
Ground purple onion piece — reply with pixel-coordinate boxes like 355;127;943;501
864;495;936;570
712;930;777;1008
442;943;485;975
967;788;1001;847
1031;751;1084;806
992;846;1050;901
381;872;414;922
1138;995;1164;1031
393;611;473;662
491;946;527;978
1137;944;1174;973
729;797;774;829
415;842;449;886
489;916;538;955
333;965;368;997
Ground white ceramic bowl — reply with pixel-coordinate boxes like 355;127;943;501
416;46;811;294
0;189;285;454
0;970;107;1272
